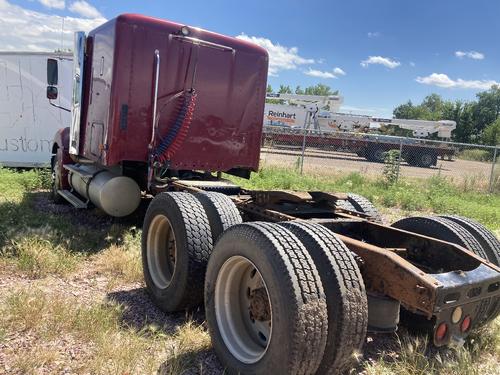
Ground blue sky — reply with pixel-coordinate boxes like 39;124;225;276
1;0;499;117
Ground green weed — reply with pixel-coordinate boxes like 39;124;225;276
228;166;499;230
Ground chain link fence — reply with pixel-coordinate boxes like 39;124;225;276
260;126;499;193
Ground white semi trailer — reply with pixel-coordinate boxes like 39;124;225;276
0;52;72;167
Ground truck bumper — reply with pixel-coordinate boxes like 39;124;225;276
431;264;500;346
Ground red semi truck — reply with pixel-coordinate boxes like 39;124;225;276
48;14;500;375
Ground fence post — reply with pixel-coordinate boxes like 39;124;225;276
395;138;403;183
488;146;498;193
299;112;309;175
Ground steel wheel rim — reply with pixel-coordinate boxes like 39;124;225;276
215;256;272;364
147;214;176;289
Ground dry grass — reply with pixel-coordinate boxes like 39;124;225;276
0;287;212;374
94;244;143;288
10;346;61;375
2;288;122;341
93;225;144;288
364;319;500;375
1;228;79;278
160;321;212;374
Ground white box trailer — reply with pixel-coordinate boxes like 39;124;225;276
0;52;72;167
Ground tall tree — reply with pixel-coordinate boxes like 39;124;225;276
393;99;431;120
304;83;338;96
295;85;304;95
482;118;500;146
473;85;500;134
393;94;479;143
442;101;475;143
266;84;273;93
421;93;444;118
278;84;292;94
393;100;416;119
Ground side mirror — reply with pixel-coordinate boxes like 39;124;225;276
47;85;58;100
47;58;58;85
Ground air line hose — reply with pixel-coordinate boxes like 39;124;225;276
153;90;197;163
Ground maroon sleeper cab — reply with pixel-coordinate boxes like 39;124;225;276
79;14;268;171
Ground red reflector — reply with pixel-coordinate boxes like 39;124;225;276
461;316;471;332
435;322;448;341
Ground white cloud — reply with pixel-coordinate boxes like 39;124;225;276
416;73;498;90
305;67;346;79
38;0;65;9
0;0;105;52
409;61;416;67
360;56;400;69
305;68;336;79
68;1;102;19
367;31;381;38
455;50;484;60
333;67;346;76
236;33;314;76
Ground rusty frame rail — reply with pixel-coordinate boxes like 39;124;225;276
232;192;500;318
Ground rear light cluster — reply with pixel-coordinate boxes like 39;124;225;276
435;308;472;343
435;322;448;342
461;316;471;332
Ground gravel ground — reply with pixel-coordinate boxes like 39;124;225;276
261;148;498;189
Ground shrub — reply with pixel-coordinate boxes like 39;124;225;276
383;150;401;185
458;149;493;162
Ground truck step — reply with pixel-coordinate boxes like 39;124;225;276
57;190;88;209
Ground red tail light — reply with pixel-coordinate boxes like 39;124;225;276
461;316;471;332
435;322;448;341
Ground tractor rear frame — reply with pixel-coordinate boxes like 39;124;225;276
167;180;500;345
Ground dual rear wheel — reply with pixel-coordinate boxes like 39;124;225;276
142;191;368;374
142;190;500;373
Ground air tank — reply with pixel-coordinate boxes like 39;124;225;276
69;165;141;217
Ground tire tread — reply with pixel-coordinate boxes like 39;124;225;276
142;192;213;311
280;221;367;374
195;192;242;243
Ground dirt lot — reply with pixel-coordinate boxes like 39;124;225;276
261;147;497;188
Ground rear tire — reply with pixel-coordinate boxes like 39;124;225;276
205;222;328;375
407;152;436;168
337;193;382;223
439;215;500;266
417;152;437;168
392;216;496;326
195;192;242;243
365;146;385;163
279;221;367;374
50;154;65;204
142;192;213;312
391;216;488;261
